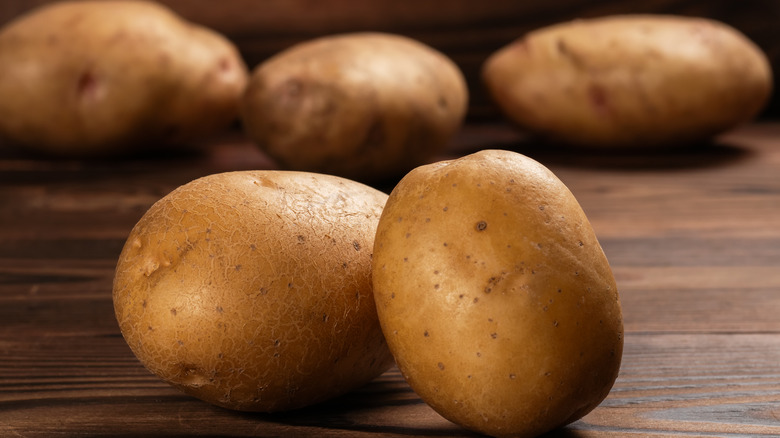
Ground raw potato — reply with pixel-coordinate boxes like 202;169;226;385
482;15;773;148
372;150;623;437
0;0;248;156
113;170;393;412
241;32;468;182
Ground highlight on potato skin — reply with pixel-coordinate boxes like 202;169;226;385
482;14;773;149
372;149;623;437
113;170;393;412
0;0;249;156
240;31;468;182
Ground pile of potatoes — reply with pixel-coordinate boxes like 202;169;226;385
0;0;468;181
5;1;772;436
0;2;772;164
113;151;623;437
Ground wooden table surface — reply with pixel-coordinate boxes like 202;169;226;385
1;121;780;437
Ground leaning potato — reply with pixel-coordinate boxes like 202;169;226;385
373;150;623;437
113;170;393;412
241;32;468;182
483;15;772;148
0;0;248;156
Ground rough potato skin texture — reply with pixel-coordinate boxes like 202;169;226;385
0;0;248;156
372;150;623;437
240;32;468;182
113;170;393;412
482;15;772;148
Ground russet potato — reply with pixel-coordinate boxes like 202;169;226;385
372;150;623;437
482;15;772;149
240;32;468;182
0;0;248;156
113;170;393;412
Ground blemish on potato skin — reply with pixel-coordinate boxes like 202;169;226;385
475;221;487;231
437;362;445;370
76;69;100;100
589;83;610;115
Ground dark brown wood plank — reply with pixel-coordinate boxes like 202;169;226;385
1;122;780;435
3;332;780;436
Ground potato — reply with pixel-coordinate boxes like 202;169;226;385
372;150;623;437
482;15;772;148
240;32;468;182
0;0;248;156
113;170;393;412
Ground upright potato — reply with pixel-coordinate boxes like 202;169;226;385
113;170;393;412
483;15;772;148
0;0;248;156
373;150;623;437
241;32;468;182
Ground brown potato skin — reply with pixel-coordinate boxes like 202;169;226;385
0;1;248;156
482;15;773;148
113;170;393;412
240;32;468;182
372;150;623;437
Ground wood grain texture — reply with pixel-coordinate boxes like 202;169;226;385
1;122;780;436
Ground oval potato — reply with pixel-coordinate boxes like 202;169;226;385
0;0;248;156
372;150;623;437
482;15;772;148
113;170;393;412
241;32;468;182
